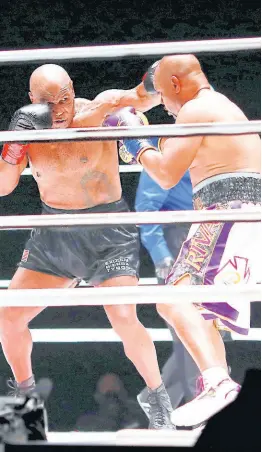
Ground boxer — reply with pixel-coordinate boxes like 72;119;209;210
114;54;261;427
0;64;174;430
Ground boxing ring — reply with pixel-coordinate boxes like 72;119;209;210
0;36;261;447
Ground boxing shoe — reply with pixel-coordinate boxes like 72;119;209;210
5;377;52;441
7;376;36;397
171;377;240;429
147;383;175;429
137;387;151;419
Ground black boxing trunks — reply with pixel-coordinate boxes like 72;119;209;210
166;172;261;335
18;198;140;285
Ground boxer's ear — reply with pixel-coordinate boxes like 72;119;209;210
70;80;75;97
171;76;180;94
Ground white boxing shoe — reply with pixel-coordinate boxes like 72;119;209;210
171;377;240;429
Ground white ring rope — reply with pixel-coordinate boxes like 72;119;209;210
22;164;142;176
47;430;201;447
0;121;260;144
0;278;159;287
0;277;157;287
29;327;261;343
0;37;260;65
1;285;260;307
0;209;260;230
1;277;259;341
0;279;260;341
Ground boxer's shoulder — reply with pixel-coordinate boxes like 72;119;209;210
73;97;110;127
74;97;92;113
176;98;208;124
177;93;225;124
72;97;97;127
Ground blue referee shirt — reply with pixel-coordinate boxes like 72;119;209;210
135;170;193;265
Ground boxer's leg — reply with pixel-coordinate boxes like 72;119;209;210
100;275;174;429
156;275;228;373
0;268;76;389
156;276;239;428
101;275;162;390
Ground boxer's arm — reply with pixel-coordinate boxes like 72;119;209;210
139;107;203;188
95;61;161;113
74;86;160;127
121;60;161;112
110;83;161;112
0;104;51;196
0;156;28;196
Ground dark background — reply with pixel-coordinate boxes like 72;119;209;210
0;0;260;431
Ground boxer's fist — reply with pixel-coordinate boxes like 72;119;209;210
119;134;161;164
142;61;160;94
9;104;52;131
104;107;149;164
103;106;148;128
119;110;161;164
1;104;52;165
117;108;152;164
104;107;160;164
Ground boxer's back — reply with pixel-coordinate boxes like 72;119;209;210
188;91;261;187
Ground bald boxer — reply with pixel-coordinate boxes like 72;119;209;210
114;54;261;427
0;64;175;430
1;61;259;429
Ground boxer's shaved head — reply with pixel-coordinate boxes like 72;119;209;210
157;54;202;82
154;54;210;116
30;64;72;97
29;64;75;129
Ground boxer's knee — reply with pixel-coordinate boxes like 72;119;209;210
104;304;139;335
104;304;139;325
0;307;29;335
157;275;191;319
156;302;176;321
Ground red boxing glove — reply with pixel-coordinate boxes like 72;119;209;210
1;142;29;165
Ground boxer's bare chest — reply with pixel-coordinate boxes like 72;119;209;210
25;98;122;208
28;97;118;179
28;139;106;177
27;140;120;208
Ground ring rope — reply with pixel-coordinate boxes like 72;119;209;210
0;37;260;65
22;164;142;176
0;277;156;287
0;121;260;144
0;277;260;288
0;209;260;230
1;285;260;307
29;327;261;343
47;430;200;447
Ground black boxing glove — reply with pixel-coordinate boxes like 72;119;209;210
142;61;160;94
1;104;52;165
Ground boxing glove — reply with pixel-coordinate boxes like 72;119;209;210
142;61;160;94
1;104;52;165
104;107;160;164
